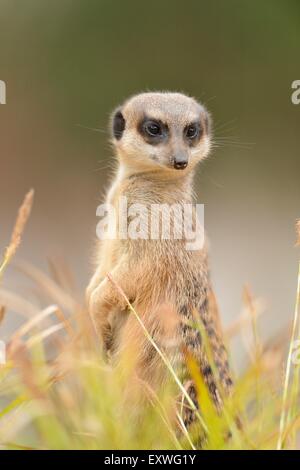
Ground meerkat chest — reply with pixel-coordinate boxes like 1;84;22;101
102;172;204;264
115;181;194;241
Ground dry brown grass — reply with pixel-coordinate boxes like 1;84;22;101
0;189;34;278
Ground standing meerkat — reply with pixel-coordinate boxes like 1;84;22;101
87;92;233;427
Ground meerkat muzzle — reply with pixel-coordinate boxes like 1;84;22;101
173;149;188;169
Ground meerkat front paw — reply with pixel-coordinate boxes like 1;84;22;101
87;272;133;357
88;283;113;356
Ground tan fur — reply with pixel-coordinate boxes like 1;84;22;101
87;92;233;426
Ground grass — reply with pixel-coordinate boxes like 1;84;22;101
0;189;34;280
0;194;299;450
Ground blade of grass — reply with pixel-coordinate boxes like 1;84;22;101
277;260;300;449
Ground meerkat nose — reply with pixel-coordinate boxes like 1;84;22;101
174;159;188;170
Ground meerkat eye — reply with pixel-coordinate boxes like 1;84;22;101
144;120;162;137
138;118;167;143
185;123;200;139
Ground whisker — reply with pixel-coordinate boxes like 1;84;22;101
213;118;238;133
212;135;255;150
94;159;116;173
75;124;107;134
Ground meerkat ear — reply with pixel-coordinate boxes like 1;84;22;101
204;110;212;136
112;108;125;140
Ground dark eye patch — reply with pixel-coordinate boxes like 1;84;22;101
184;121;203;145
138;117;168;145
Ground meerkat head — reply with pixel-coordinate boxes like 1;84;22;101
110;92;211;175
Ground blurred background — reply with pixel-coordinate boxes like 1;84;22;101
0;0;299;368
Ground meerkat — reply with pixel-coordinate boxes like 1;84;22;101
86;92;233;428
